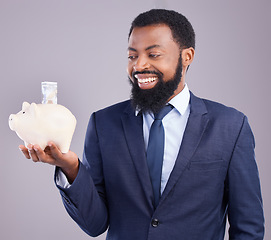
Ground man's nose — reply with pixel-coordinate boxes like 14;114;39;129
133;56;150;72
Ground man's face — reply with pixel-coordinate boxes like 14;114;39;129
127;24;184;113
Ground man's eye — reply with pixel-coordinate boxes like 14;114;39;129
128;55;137;60
149;54;160;58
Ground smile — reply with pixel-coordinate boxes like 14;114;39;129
134;75;159;89
137;77;158;84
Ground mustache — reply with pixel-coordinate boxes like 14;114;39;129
132;70;163;79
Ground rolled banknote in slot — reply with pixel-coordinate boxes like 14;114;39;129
42;81;57;104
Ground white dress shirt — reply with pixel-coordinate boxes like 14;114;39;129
141;84;190;194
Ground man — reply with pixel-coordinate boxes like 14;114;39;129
20;9;264;240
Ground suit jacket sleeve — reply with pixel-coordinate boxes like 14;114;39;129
55;113;109;237
227;116;264;239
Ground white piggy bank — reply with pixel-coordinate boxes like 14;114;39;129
9;102;77;153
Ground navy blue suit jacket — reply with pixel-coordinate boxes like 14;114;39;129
56;92;264;240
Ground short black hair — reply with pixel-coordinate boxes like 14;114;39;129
129;9;195;49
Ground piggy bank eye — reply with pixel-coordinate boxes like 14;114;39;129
22;111;25;114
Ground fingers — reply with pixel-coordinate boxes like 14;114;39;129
18;142;70;167
28;144;42;162
19;145;31;159
19;143;57;164
31;142;63;165
31;144;56;164
19;144;42;162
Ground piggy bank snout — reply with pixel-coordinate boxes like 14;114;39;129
9;114;16;130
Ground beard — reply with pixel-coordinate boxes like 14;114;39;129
129;56;183;114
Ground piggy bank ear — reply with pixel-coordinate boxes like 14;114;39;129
22;102;30;111
29;103;39;117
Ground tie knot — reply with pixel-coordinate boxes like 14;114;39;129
154;105;173;120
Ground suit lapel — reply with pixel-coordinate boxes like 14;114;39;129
120;94;209;210
121;103;154;208
159;93;209;206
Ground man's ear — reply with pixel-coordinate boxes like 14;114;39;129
181;47;195;68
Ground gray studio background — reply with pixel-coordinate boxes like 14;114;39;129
1;0;270;239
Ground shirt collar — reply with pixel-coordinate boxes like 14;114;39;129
168;84;190;116
135;84;190;116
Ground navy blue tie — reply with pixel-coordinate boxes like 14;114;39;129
146;105;173;208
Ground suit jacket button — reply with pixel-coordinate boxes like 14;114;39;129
151;219;159;227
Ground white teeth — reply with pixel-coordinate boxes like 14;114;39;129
137;77;158;84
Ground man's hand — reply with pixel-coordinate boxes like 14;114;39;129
19;142;79;183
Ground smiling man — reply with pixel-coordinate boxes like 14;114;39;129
128;23;194;113
20;9;264;240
